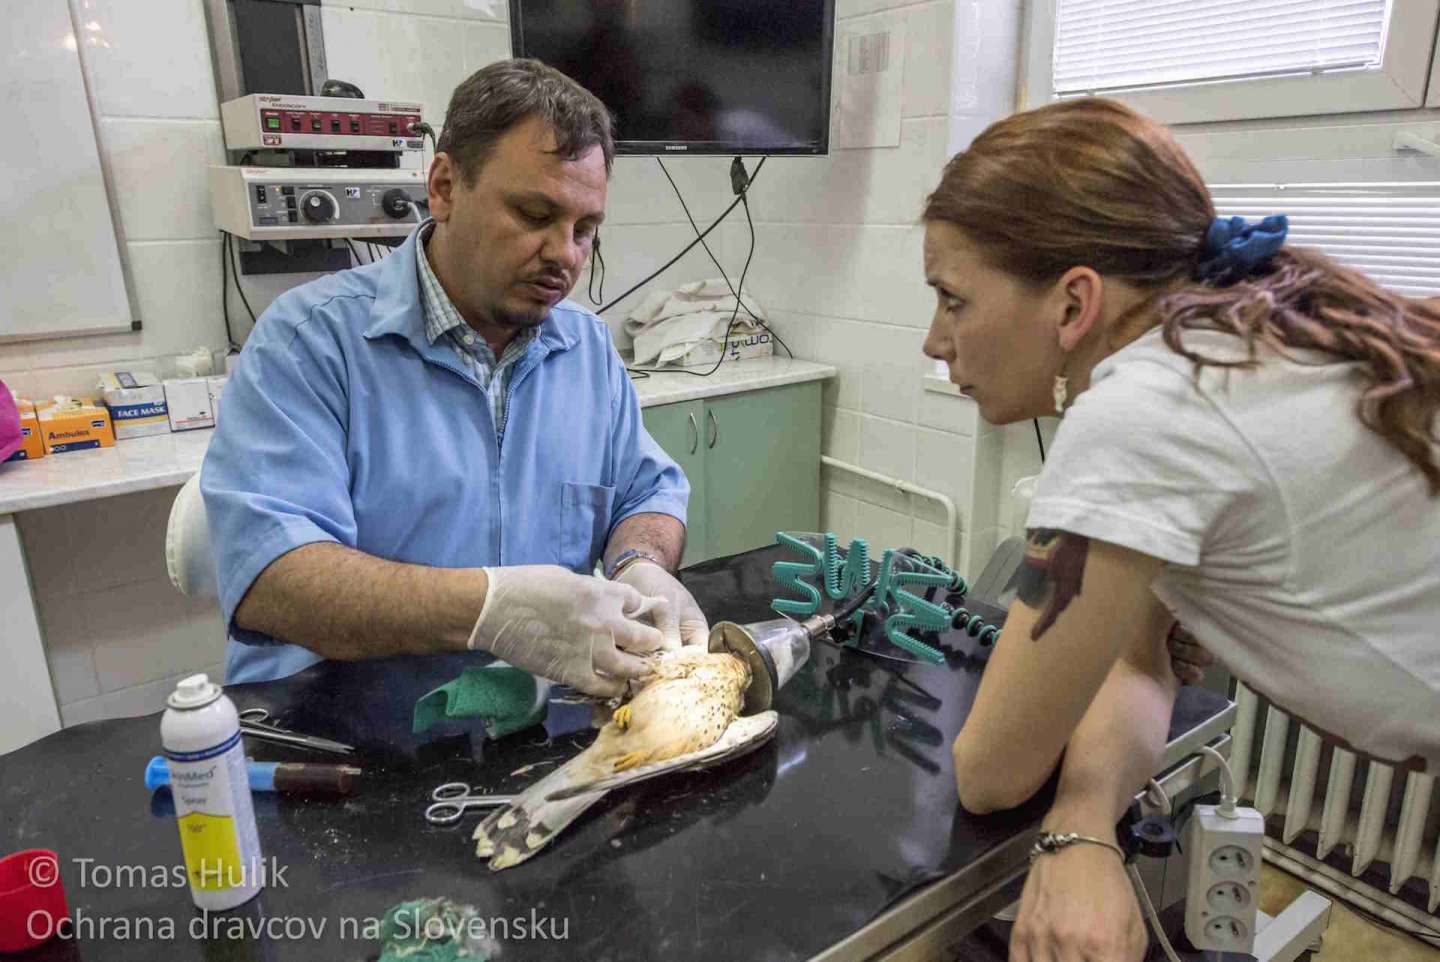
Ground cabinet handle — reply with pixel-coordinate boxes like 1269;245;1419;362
706;409;718;449
687;412;698;455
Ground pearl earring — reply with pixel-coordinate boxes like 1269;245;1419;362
1053;374;1069;415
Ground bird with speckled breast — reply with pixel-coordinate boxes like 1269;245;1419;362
474;646;774;870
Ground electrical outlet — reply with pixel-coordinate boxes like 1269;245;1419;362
1206;881;1252;913
1184;803;1264;952
1208;844;1255;877
1204;915;1251;950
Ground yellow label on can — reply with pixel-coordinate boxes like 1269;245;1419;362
176;811;243;890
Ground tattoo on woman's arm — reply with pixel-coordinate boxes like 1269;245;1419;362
1015;528;1090;640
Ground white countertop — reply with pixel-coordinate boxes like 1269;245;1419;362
0;358;833;514
629;357;834;407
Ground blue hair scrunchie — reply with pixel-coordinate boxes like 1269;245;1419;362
1193;214;1289;286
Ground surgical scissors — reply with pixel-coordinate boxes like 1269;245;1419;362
425;782;517;826
238;708;355;756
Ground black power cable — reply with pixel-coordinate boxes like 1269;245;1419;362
598;156;767;316
225;232;258;329
628;188;759;380
219;232;239;353
587;234;606;305
653;157;793;361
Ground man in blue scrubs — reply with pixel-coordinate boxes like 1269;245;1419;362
202;60;704;695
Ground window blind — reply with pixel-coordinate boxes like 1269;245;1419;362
1052;0;1390;96
1210;183;1440;297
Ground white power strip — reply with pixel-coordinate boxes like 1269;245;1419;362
1184;802;1266;952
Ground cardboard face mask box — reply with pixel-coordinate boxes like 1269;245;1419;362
164;378;215;432
98;371;170;440
4;398;45;462
37;398;116;454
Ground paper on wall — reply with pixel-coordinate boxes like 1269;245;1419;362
834;16;906;150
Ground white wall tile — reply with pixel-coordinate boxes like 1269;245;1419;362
323;7;470;130
101;119;225;241
223;261;327;327
125;241;228;355
899;2;954;119
822;405;861;461
81;0;220;119
947;111;996;156
604;156;730;228
964;525;1002;581
917;387;980;435
749;117;948;226
28;362;130;400
823;465;911;516
854;498;913;551
761;311;815;364
798;315;866;410
0;369;38;397
89;578;221;692
69;488;176;592
968;429;1004;533
911;517;957;566
996;416;1057;532
821;490;860;541
915;426;975;516
39;598;99;704
746;224;931;330
595;223;735;335
857;325;926;422
464;20;513;74
858;415;915;482
0;344;36;377
23;241;227;375
25;331;142;374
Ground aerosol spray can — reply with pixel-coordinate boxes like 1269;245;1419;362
160;673;263;910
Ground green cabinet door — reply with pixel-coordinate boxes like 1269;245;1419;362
703;382;821;559
640;399;707;568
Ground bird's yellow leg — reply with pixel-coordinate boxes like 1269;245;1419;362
613;750;653;772
611;704;632;731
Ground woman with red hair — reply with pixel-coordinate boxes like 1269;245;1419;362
923;97;1440;961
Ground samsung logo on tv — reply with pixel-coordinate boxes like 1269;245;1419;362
664;145;688;152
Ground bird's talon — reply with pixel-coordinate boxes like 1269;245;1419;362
612;704;632;731
613;750;649;772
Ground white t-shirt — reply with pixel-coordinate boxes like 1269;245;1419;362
1028;326;1440;772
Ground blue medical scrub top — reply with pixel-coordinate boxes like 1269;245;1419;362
201;227;688;683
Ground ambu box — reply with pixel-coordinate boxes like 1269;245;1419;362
38;399;116;453
4;399;45;462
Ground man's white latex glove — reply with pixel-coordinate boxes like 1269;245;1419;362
612;560;709;649
468;565;671;698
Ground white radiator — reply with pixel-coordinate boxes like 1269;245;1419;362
1228;683;1440;941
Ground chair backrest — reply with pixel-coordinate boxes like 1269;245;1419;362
166;473;218;600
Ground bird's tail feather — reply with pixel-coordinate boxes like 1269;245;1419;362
473;752;607;871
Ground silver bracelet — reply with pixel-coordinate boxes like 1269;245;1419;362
1029;831;1126;863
